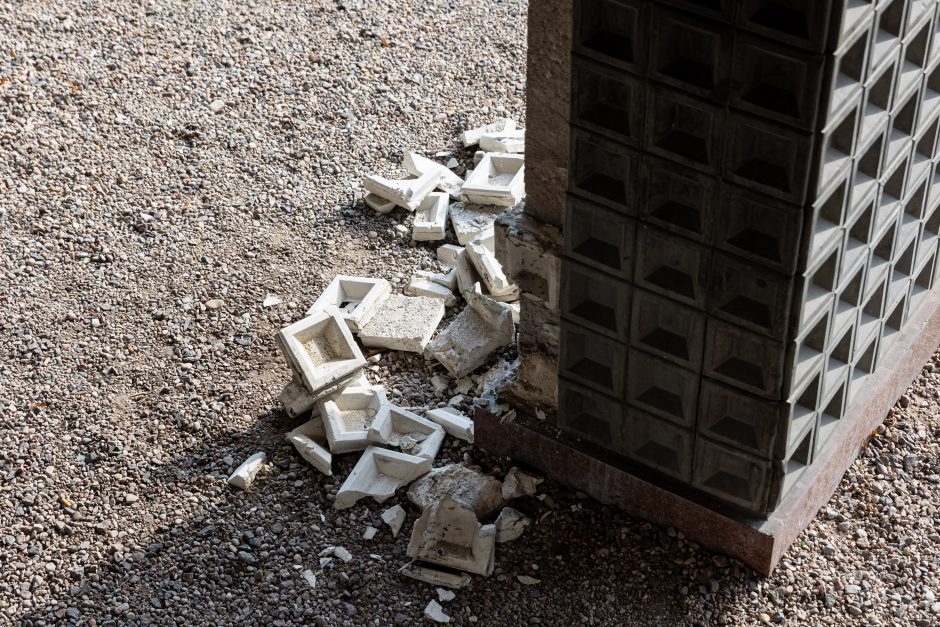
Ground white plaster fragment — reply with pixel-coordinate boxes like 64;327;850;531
495;506;531;543
431;268;458;290
403;152;464;199
466;234;516;298
460;118;516;147
454;249;481;296
302;569;317;588
404;276;456;307
436;244;463;268
279;375;318;418
228;452;266;490
406;497;496;576
502;467;543;500
276;311;367;396
449;202;500;246
319;385;388;454
358;294;445;353
461;153;525;207
381;504;407;537
286;432;332;476
424;600;451;624
368;404;445;461
333;546;353;563
437;588;456;603
362;170;442;211
407;464;505;520
517;575;540;586
363;526;378;540
365;193;396;215
412;192;450;241
305;275;392;332
334;446;432;509
427;301;514;379
425;407;474;443
479;129;525;153
399;562;471;589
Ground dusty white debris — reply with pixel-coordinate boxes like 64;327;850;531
400;562;472;589
362;170;442;211
495;506;531;543
302;570;317;588
436;244;463;267
228;452;266;490
437;588;456;603
364;525;379;540
319;385;387;453
335;446;432;509
431;268;458;290
262;294;282;308
286;431;332;476
425;407;474;443
403;152;464;199
449;202;500;246
405;276;456;306
305;275;392;332
333;546;353;562
502;467;543;500
368;404;445;461
407;464;504;520
461;153;524;207
279;376;318;418
424;600;451;624
358;294;445;353
479;129;525;153
508;301;520;324
365;192;396;214
475;359;513;397
446;157;459;169
427;292;514;379
517;575;540;586
466;234;517;298
412;192;449;242
460;118;516;147
407;497;496;576
276;311;367;396
381;504;407;537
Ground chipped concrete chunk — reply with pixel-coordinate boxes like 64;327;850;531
362;170;442;211
403;152;464;199
381;504;406;537
305;275;392;332
365;193;396;214
460;118;516;147
427;301;514;379
425;407;474;443
228;452;266;490
424;600;451;623
412;192;449;241
517;575;540;586
466;234;516;298
405;276;456;306
368;404;445;461
437;244;463;268
279;375;318;418
319;385;387;454
276;311;367;396
502;467;543;500
437;588;456;603
449;202;501;246
358;294;445;353
335;446;432;509
461;153;525;207
399;562;471;589
479;129;525;153
407;464;504;520
495;507;531;543
286;432;332;476
454;248;481;297
407;497;496;576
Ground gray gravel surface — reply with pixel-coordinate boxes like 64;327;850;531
2;1;940;625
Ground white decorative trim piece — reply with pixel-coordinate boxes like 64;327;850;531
412;192;449;242
305;275;392;332
403;152;464;199
368;404;445;461
276;311;366;396
318;385;388;454
334;446;432;509
362;170;442;211
461;153;525;207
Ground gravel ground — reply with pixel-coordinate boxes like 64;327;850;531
2;1;940;625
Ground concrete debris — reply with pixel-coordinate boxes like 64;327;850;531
358;294;445;353
406;497;496;576
427;295;514;379
475;360;513;397
460;118;516;147
381;504;407;537
286;430;332;476
495;507;531;543
479;129;525;153
446;157;459;169
399;562;471;589
461;153;524;207
335;446;432;509
453;378;474;395
365;192;396;214
424;600;451;623
425;407;474;443
276;311;367;397
362;170;442;211
302;570;317;588
454;247;481;296
403;152;464;199
437;588;456;603
431;268;458;290
448;202;500;246
436;244;463;268
502;467;543;500
405;276;456;307
368;404;445;461
279;375;318;418
508;301;520;323
333;546;353;563
407;464;504;520
412;191;449;241
517;575;540;586
305;275;392;332
466;234;517;298
319;385;388;454
263;294;282;308
364;526;378;540
228;452;266;490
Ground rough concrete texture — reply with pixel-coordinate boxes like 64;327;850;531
406;496;497;576
279;375;318;418
334;446;432;510
494;506;531;543
404;275;455;306
361;170;442;211
501;466;542;499
403;152;464;199
427;300;514;379
495;203;562;308
357;294;446;353
425;407;475;442
285;432;332;476
411;191;450;241
276;310;367;395
399;563;472;590
305;275;392;332
449;202;501;246
407;464;505;520
466;234;517;297
319;385;387;454
461;117;516;147
367;404;445;461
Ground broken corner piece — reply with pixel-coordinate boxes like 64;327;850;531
286;432;332;476
228;452;266;490
412;192;449;242
305;275;392;332
399;561;471;589
276;311;367;397
365;193;396;215
368;404;445;461
280;375;318;418
426;300;514;379
319;385;388;454
406;497;496;576
403;152;464;200
404;275;455;307
425;407;474;443
461;153;525;207
466;234;517;298
334;446;432;509
358;294;445;353
460;118;516;148
362;170;442;211
479;129;525;154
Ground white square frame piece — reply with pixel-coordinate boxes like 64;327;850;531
305;275;392;332
461;153;525;207
318;385;388;454
276;311;366;396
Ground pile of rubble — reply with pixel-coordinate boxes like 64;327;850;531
228;119;538;622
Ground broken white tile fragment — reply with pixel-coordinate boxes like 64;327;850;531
368;404;446;461
431;268;458;291
437;244;463;268
454;249;481;296
425;407;474;443
365;193;396;215
319;385;387;454
381;504;406;537
412;192;449;241
362;170;442;211
403;152;464;199
228;452;266;490
279;376;318;418
437;588;456;603
333;546;353;563
334;446;432;509
479;129;525;153
466;234;516;298
460;118;516;147
399;562;471;589
406;497;496;576
449;202;500;246
363;526;378;540
446;157;459;169
517;575;540;586
358;294;445;353
461;153;525;207
427;294;514;379
502;467;543;500
407;464;504;520
286;430;332;476
276;311;366;396
495;507;531;543
305;275;392;332
405;276;456;306
424;600;451;624
302;569;317;588
263;294;282;308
